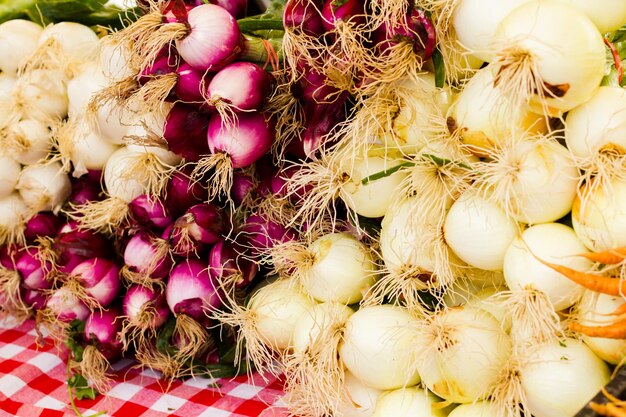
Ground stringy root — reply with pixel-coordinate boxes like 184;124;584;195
67;197;130;235
192;153;234;203
76;345;113;394
0;268;31;321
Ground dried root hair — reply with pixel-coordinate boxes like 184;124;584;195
262;239;315;280
0;267;31;322
35;307;72;347
359;42;427;94
60;276;102;312
121;265;166;290
0;215;28;247
368;0;413;32
75;345;113;394
192;153;234;203
121;149;178;199
20;36;90;79
282;314;348;417
50;119;78;173
170;314;210;371
489;356;529;417
256;194;298;228
265;74;306;162
120;304;160;353
67;197;130;236
134;342;192;383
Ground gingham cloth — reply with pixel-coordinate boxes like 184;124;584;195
0;319;287;417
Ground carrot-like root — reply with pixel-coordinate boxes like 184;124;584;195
578;247;626;266
570;320;626;339
590;390;626;417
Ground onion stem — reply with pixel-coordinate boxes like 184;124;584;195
237;17;284;32
240;34;283;64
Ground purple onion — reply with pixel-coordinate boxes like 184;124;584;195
0;245;22;270
23;289;47;310
298;66;342;104
129;195;172;230
207;111;275;169
207;0;247;18
69;258;121;308
123;231;172;279
16;247;53;291
84;308;124;361
24;213;62;241
69;178;103;206
46;286;90;322
163;103;211;162
239;214;298;256
166;259;221;320
209;240;257;289
169;203;226;257
138;53;179;85
284;0;325;36
165;168;208;216
123;285;170;329
174;63;209;103
175;4;243;72
205;62;271;113
373;9;436;60
231;171;256;206
301;96;346;156
321;0;365;31
54;223;114;274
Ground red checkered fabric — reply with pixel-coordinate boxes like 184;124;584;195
0;319;288;417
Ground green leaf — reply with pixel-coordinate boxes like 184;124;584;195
68;374;99;401
155;318;178;356
432;47;445;88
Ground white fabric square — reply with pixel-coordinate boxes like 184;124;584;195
226;383;264;399
149;393;187;413
197;407;232;417
34;395;65;410
106;382;143;401
0;374;26;397
27;352;62;373
0;343;25;359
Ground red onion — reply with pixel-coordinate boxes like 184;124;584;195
207;111;275;169
284;0;325;36
54;222;114;273
68;179;103;206
129;195;172;230
23;289;47;310
68;258;121;308
205;62;272;113
174;63;209;103
24;213;62;241
46;286;90;322
169;203;225;257
321;0;365;31
373;9;436;60
239;213;298;256
123;231;172;280
0;244;22;269
301;96;346;156
123;285;170;330
298;66;342;104
138;53;179;85
16;247;53;291
165;168;208;216
84;308;124;361
231;171;256;206
166;259;221;320
176;4;243;72
163;103;211;162
208;0;247;18
209;239;257;289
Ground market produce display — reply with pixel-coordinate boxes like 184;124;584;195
0;0;625;416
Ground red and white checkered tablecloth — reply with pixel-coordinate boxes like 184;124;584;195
0;319;288;417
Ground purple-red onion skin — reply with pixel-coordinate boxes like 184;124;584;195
209;239;257;289
123;231;172;279
138;53;179;85
17;247;52;291
206;62;272;112
231;171;256;206
169;203;226;257
301;96;346;157
321;0;365;31
69;178;103;206
299;67;342;104
240;214;298;256
409;9;436;60
206;112;275;168
24;213;62;241
166;168;208;216
46;287;90;322
84;308;124;360
0;245;23;270
123;285;170;329
284;0;325;36
23;289;47;310
166;259;222;320
129;195;172;231
208;0;247;18
176;4;243;72
70;258;121;308
164;103;211;162
54;222;114;273
175;63;209;103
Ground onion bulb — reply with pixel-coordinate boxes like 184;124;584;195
4;119;53;165
0;155;21;199
554;0;626;33
336;371;383;417
0;192;29;244
521;338;610;417
17;162;71;213
339;305;421;391
14;69;68;121
448;402;500;417
372;387;447;417
37;22;100;67
0;20;43;75
415;306;511;403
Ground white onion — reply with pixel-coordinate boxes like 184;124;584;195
339;150;408;218
415;306;511;403
16;69;68;120
16;162;71;213
292;302;354;355
572;178;626;251
448;66;547;155
452;0;532;62
0;193;29;243
448;402;500;417
37;22;100;64
554;0;626;33
0;20;43;75
339;305;421;390
521;338;610;417
0;74;17;95
67;122;119;178
0;155;21;199
67;62;108;119
565;86;626;160
5;119;52;165
99;36;135;81
444;190;519;271
336;371;383;417
371;387;447;417
475;138;579;224
576;290;626;364
300;233;377;304
247;280;317;351
504;223;591;311
492;1;606;116
126;103;174;140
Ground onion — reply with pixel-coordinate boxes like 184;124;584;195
4;119;53;165
162;103;210;162
122;231;172;284
166;259;221;321
165;167;208;216
37;22;100;67
68;258;121;308
24;212;61;241
554;0;626;33
45;286;90;323
84;307;123;361
14;69;69;120
0;20;43;75
60;122;119;178
0;155;20;199
16;247;53;291
208;239;257;290
521;338;610;417
123;285;169;331
339;305;421;391
448;402;500;417
17;162;71;213
205;62;272;114
444;190;519;271
491;0;606;116
336;371;382;417
415;306;511;403
0;193;29;245
372;387;447;417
